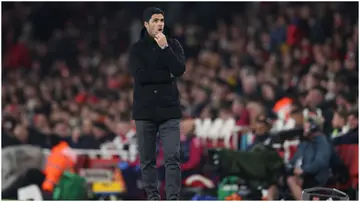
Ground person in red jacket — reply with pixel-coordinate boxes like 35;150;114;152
180;120;203;179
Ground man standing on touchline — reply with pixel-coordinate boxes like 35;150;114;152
128;7;186;200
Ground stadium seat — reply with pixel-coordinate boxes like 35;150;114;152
335;144;358;190
219;118;235;139
208;118;224;142
195;118;212;140
194;117;302;154
221;119;236;148
194;118;203;138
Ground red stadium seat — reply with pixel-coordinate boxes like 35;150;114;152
335;144;358;190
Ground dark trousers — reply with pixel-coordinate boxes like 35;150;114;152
135;119;181;200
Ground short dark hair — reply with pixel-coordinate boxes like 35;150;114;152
142;7;164;22
348;108;358;119
311;86;327;96
334;74;347;85
338;92;356;104
334;108;348;120
233;96;246;106
311;73;323;81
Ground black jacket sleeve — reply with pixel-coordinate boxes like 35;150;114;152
128;44;171;85
161;39;186;77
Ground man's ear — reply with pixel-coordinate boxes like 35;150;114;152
144;21;149;29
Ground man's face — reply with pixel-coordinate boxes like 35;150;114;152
232;100;244;115
14;124;28;143
305;89;323;107
254;122;268;135
82;119;93;134
54;122;69;137
336;96;348;108
144;14;164;37
36;114;48;128
261;84;275;101
332;113;346;128
348;115;358;129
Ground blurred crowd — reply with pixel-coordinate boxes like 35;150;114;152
1;2;359;200
2;2;358;151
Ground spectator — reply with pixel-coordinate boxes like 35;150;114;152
304;86;326;110
64;127;82;148
336;91;357;111
2;116;19;147
180;119;203;179
231;96;250;127
246;100;265;126
333;109;359;145
286;113;332;200
247;114;272;150
190;86;210;117
261;82;277;107
78;122;116;149
330;108;349;139
13;123;28;145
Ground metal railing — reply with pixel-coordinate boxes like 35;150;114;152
302;187;349;200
